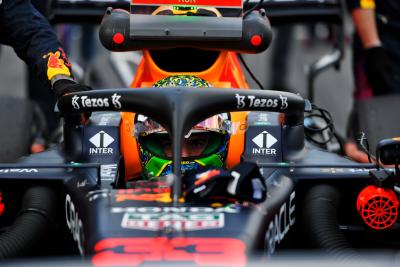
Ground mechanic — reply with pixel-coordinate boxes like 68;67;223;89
134;75;231;179
347;0;400;98
344;0;400;162
0;0;90;150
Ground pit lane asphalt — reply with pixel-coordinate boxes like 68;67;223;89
0;25;353;136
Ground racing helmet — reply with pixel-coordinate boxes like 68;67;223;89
134;75;231;179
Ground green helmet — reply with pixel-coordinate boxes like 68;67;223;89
135;75;231;179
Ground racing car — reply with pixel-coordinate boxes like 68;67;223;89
1;0;400;265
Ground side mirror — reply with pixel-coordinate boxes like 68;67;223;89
376;138;400;165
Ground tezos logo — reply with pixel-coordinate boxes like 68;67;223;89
235;94;288;110
252;131;278;155
72;93;122;110
279;95;288;110
235;94;279;109
111;93;122;109
89;131;114;155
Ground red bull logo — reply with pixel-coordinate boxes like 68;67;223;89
43;48;72;80
47;51;64;69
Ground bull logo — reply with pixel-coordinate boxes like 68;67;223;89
43;48;71;80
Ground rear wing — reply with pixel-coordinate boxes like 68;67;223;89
50;0;344;25
49;0;345;100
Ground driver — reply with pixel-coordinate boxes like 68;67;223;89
133;75;231;179
129;76;266;203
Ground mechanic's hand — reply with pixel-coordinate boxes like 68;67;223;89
52;78;92;99
52;78;92;124
365;46;394;96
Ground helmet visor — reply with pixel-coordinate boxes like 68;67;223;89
140;131;225;159
135;114;230;137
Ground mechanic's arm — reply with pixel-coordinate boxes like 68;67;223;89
347;0;393;95
0;0;89;99
1;0;69;87
351;8;381;49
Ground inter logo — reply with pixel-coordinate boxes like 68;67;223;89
252;131;278;156
89;131;114;155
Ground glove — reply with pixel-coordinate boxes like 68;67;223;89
184;168;233;201
365;46;394;96
52;78;92;124
227;162;267;203
184;162;267;203
52;78;92;99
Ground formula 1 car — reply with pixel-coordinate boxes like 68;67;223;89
1;0;400;265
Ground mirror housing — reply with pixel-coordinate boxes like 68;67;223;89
376;138;400;165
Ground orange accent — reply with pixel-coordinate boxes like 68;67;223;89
195;169;221;185
226;112;247;169
123;50;249;180
115;188;172;202
120;112;142;179
130;50;250;89
116;192;172;202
